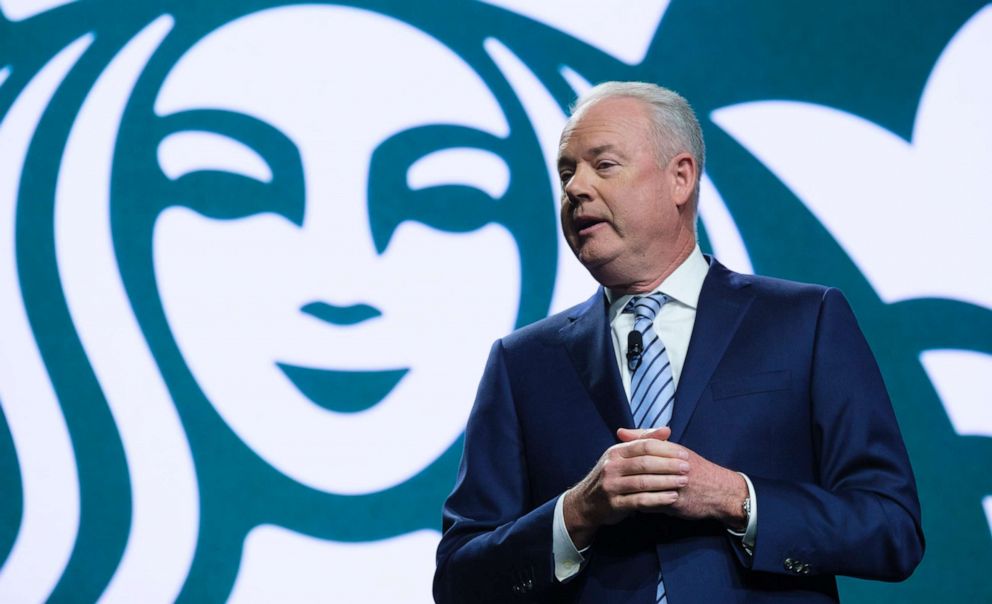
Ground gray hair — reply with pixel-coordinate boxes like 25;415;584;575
567;81;705;192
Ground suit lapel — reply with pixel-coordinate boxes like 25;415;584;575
560;289;633;433
669;258;754;442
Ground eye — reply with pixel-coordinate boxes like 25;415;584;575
153;109;305;225
407;148;508;199
558;169;574;185
158;130;272;183
596;160;618;171
368;124;508;254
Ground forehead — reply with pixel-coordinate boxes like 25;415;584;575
155;6;508;153
558;97;654;159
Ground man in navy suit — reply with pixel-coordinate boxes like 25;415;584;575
433;82;924;603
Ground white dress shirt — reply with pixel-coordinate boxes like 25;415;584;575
552;246;757;581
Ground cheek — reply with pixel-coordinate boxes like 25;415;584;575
153;208;307;364
559;198;573;228
374;222;520;344
640;187;678;227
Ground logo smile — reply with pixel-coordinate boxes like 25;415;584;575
276;363;409;414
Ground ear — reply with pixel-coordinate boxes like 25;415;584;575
669;152;697;208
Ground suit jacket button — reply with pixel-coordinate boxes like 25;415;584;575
801;564;811;575
511;584;522;594
784;558;795;571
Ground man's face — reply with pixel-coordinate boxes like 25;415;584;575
557;97;692;289
150;6;520;495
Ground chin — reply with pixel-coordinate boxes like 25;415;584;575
584;254;651;290
578;259;620;289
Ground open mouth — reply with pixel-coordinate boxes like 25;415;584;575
277;362;409;414
573;214;608;236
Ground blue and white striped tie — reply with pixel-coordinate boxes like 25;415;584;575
626;293;675;431
624;292;674;603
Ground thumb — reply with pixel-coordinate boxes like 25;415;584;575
617;426;671;442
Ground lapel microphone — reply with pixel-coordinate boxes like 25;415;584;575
627;330;643;371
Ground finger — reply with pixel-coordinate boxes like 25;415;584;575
612;490;680;511
616;426;671;442
617;427;648;442
641;426;671;441
613;455;690;478
607;473;688;495
616;438;689;460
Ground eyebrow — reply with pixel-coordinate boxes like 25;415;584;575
558;144;623;169
587;144;619;157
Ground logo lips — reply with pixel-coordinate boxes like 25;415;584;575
282;303;409;414
276;363;410;414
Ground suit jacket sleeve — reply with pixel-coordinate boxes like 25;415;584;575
433;339;560;603
748;288;925;580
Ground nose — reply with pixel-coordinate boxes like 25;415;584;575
563;164;593;206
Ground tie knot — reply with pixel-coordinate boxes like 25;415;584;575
624;292;668;322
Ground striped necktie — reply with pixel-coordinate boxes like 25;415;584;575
625;293;675;430
624;292;673;604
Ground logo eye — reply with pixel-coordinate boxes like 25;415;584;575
407;147;508;199
151;110;306;225
367;124;509;253
158;130;272;183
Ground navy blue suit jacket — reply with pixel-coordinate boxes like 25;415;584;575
435;258;924;603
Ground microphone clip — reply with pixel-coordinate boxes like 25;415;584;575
627;330;643;371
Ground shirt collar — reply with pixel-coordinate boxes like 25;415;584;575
606;245;708;321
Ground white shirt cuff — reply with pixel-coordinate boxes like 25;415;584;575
726;472;757;554
552;493;587;581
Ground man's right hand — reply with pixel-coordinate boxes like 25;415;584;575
562;426;690;549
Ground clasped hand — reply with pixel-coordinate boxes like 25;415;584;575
563;427;746;548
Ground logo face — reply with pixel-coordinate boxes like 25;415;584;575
152;5;525;496
0;1;989;602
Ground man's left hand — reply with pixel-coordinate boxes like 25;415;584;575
617;428;748;530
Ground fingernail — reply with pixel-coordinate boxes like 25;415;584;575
678;476;688;486
679;462;689;473
678;450;689;460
